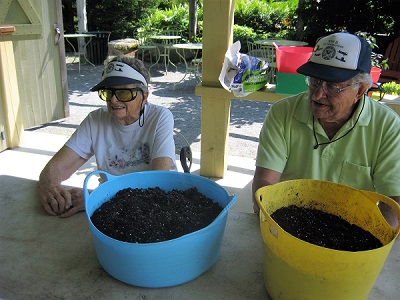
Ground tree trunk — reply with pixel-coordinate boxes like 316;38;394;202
189;0;197;41
296;0;305;40
76;0;88;54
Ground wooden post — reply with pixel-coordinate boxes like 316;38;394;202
0;40;24;149
196;0;235;178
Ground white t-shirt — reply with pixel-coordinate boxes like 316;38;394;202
65;103;176;175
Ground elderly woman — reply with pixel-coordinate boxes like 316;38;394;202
39;56;176;217
252;32;400;227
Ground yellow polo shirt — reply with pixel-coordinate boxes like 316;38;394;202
256;92;400;197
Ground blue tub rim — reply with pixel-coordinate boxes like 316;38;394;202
83;170;238;246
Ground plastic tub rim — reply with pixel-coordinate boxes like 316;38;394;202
84;170;237;246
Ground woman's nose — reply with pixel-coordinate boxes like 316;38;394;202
110;94;119;102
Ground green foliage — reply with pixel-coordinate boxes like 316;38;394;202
137;3;203;42
157;0;189;10
356;32;389;70
82;0;399;54
233;25;263;53
297;0;399;46
84;0;299;47
382;82;400;96
86;0;162;40
234;0;295;38
138;4;189;37
136;0;296;45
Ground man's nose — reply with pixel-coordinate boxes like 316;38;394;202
311;84;327;98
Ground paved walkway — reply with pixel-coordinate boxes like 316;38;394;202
27;59;272;159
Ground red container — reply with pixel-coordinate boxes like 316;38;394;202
370;66;382;83
275;46;313;74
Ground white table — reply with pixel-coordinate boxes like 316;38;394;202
64;33;96;73
173;43;202;88
254;39;308;47
149;35;181;73
0;173;398;299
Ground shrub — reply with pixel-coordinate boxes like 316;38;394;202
137;3;203;42
86;0;162;40
382;82;400;96
136;0;295;45
233;25;263;53
297;0;399;46
234;0;298;39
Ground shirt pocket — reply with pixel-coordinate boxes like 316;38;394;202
339;161;373;191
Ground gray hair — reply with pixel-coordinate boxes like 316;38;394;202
351;72;372;90
105;55;150;91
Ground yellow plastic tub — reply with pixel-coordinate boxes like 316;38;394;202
255;179;400;300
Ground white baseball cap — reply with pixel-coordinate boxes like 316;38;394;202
91;61;148;91
297;32;372;82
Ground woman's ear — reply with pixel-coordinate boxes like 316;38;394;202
142;90;149;103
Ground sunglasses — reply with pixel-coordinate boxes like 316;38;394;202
98;87;143;102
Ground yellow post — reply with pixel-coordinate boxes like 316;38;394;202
196;0;287;178
196;0;235;178
0;41;24;149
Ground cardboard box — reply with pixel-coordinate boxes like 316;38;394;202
276;72;308;95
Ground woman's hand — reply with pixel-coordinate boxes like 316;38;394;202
38;145;88;217
60;188;85;217
40;185;84;217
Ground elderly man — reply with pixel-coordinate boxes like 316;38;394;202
252;32;400;227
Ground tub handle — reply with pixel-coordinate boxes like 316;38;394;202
255;193;270;219
360;190;400;231
83;170;116;200
255;194;283;238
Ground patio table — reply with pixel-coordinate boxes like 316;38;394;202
172;43;203;88
0;173;398;299
0;172;265;298
64;33;96;73
254;39;308;47
149;35;181;73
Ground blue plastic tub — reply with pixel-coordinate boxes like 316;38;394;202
83;170;238;288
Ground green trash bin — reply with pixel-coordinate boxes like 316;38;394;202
86;31;111;65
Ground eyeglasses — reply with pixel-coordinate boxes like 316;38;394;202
305;77;359;97
98;88;143;102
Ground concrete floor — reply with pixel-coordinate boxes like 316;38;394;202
0;131;399;299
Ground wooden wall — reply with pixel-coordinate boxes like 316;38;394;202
0;0;67;150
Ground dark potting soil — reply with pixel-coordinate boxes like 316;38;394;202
91;187;223;243
271;205;383;251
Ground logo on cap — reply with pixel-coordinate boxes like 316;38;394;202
322;46;336;60
106;62;115;74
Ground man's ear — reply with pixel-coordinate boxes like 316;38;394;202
357;82;369;97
